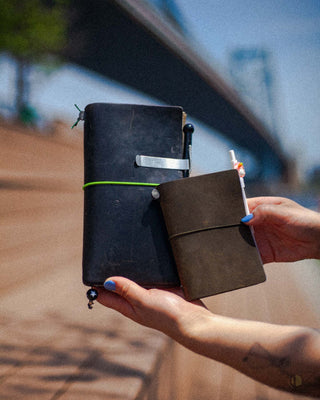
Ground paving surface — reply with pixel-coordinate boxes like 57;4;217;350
1;122;319;399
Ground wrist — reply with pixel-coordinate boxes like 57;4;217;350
174;307;217;352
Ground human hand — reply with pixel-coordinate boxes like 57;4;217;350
96;278;320;397
96;277;209;344
243;197;320;263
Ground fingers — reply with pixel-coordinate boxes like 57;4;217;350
246;197;285;212
96;277;210;338
243;197;291;226
242;204;281;226
242;197;281;226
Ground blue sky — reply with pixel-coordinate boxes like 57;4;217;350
0;1;319;179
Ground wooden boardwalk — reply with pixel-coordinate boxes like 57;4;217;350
1;122;319;399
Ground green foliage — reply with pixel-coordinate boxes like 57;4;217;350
0;0;68;61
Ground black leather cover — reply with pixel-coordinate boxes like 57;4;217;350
82;103;182;287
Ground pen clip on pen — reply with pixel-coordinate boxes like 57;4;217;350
229;150;250;215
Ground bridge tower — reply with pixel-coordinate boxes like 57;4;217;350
228;48;288;181
229;48;279;137
229;48;299;186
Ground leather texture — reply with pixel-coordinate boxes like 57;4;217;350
82;103;182;288
158;170;266;300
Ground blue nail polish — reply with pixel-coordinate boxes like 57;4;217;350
104;280;116;291
241;213;254;223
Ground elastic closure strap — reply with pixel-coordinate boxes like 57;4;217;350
169;223;242;241
82;181;159;190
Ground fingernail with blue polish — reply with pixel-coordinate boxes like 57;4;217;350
104;280;116;291
241;213;254;223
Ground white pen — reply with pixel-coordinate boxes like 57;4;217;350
229;150;250;216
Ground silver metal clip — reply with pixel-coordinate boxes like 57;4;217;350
135;155;190;171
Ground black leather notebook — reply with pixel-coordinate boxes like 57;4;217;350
82;103;183;288
157;170;266;300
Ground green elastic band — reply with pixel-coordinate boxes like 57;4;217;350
82;181;159;190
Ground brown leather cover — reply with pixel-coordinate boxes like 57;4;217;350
158;170;266;300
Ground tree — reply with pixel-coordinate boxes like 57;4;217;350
0;0;68;122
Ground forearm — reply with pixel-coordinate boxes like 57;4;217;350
175;311;320;396
97;277;320;396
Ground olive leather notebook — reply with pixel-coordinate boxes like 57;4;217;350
157;170;266;300
82;102;183;288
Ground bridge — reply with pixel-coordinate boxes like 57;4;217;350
65;0;290;181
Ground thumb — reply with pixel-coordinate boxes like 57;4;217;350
96;277;148;320
103;276;146;304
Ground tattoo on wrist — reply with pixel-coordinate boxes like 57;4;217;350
242;343;290;371
243;343;320;393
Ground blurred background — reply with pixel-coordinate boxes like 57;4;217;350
1;1;320;399
1;0;319;203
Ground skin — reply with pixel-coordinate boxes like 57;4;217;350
246;197;320;263
96;197;320;396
